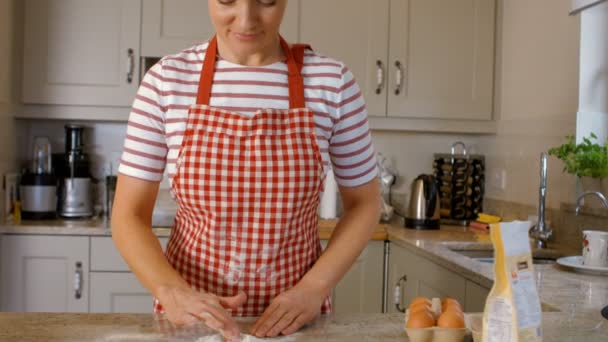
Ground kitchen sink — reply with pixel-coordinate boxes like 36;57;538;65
446;244;562;265
473;257;556;265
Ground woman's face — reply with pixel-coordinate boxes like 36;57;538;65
208;0;287;62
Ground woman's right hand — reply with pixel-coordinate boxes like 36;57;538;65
157;285;247;340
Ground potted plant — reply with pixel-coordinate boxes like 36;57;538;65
548;133;608;206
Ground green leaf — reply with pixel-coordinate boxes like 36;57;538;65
548;133;608;179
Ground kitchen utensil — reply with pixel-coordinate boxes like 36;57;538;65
58;125;93;218
433;142;485;226
20;136;57;220
556;256;608;276
582;230;608;267
405;174;440;230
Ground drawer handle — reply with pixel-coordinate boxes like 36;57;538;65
394;274;407;313
74;261;83;300
394;60;403;95
126;48;135;84
375;60;385;94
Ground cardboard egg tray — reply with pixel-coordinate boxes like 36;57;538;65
403;298;475;342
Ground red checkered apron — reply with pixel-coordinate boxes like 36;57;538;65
154;36;332;316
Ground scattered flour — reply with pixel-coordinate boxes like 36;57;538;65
195;333;296;342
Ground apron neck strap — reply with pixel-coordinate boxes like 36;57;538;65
196;35;310;109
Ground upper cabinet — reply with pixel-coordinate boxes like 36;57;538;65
299;0;497;131
18;0;497;132
22;0;142;107
141;0;300;57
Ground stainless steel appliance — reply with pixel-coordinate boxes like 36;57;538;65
20;137;57;219
58;125;93;218
405;174;440;230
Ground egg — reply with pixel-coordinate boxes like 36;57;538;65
410;297;431;307
437;310;465;328
408;304;432;317
406;309;436;328
441;297;462;312
409;301;431;312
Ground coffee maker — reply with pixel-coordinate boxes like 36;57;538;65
57;125;93;218
20;137;57;219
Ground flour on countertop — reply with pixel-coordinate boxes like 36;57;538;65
195;333;296;342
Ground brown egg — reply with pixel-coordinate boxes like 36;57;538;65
410;297;431;308
437;310;465;328
441;298;462;312
409;301;432;313
408;304;432;317
407;309;436;328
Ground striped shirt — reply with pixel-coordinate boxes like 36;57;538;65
118;41;378;188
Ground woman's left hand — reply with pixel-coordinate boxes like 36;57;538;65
250;281;326;337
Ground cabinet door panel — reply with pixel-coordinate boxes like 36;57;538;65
333;241;384;314
465;280;490;312
299;0;389;117
142;0;300;56
388;0;495;120
91;236;168;272
388;242;466;313
22;0;141;106
0;235;89;312
90;272;152;313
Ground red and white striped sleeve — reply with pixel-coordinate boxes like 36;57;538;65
329;66;378;188
118;61;169;181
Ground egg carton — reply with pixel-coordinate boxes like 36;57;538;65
404;298;475;342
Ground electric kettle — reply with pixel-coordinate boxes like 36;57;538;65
405;174;440;230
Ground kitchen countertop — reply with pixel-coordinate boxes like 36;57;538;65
0;218;388;240
1;218;606;340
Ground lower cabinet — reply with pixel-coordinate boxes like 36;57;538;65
89;236;168;313
90;272;153;313
387;242;490;313
0;235;90;312
321;240;385;314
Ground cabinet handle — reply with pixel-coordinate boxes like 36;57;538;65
394;60;403;95
74;261;83;300
375;60;385;94
126;48;135;84
394;274;407;313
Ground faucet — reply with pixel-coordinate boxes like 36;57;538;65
529;152;552;249
575;191;608;214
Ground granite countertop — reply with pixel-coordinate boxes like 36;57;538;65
0;218;389;240
1;218;607;340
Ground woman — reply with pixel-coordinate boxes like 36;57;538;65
112;0;380;340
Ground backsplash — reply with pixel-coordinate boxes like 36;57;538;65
484;198;608;249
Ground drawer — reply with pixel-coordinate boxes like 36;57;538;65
90;236;169;271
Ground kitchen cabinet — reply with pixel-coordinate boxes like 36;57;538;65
0;235;89;312
387;242;466;313
90;273;153;313
21;0;141;107
387;242;491;313
299;0;497;132
464;279;490;313
141;0;301;57
89;236;168;313
320;240;384;314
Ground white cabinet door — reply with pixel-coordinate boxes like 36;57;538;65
333;241;384;314
388;0;496;120
320;240;384;314
22;0;141;106
387;242;466;313
90;272;153;313
142;0;300;57
90;236;169;272
0;235;89;312
299;0;390;117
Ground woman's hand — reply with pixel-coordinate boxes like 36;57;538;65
250;281;326;337
158;285;247;340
